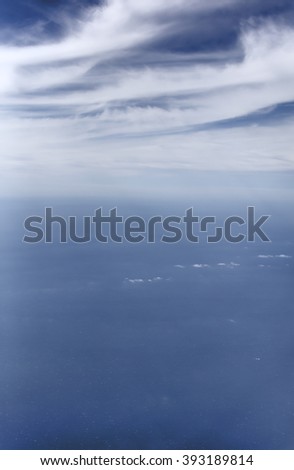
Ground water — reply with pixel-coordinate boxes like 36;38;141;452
0;200;293;449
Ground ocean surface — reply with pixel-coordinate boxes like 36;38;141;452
1;199;293;449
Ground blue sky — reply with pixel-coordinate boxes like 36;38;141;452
1;0;294;197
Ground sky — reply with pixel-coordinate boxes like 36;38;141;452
1;0;294;197
1;1;294;451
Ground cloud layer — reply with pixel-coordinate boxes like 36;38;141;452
1;0;294;195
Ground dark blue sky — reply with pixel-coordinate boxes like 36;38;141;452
1;0;294;43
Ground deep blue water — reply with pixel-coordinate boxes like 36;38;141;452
0;200;294;449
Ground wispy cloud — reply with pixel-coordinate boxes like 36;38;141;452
125;276;167;285
258;254;292;259
1;0;294;194
192;264;210;269
217;262;240;269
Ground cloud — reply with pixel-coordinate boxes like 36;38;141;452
126;278;145;284
258;254;292;259
125;276;166;285
192;264;210;268
217;262;240;268
174;261;242;270
1;0;294;194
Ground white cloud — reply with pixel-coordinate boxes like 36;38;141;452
192;264;210;268
125;276;166;285
258;254;292;259
1;1;294;195
217;262;240;268
125;278;144;283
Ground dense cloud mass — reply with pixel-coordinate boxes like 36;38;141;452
1;0;294;194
